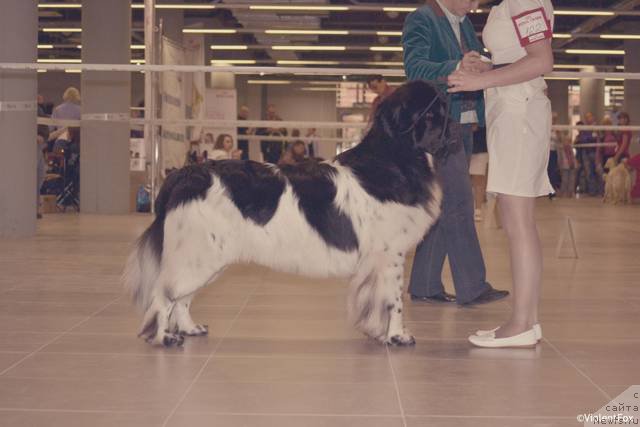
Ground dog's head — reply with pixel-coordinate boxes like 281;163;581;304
372;80;461;158
604;157;618;171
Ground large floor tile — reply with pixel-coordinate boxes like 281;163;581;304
398;383;606;417
0;411;165;427
391;357;591;386
199;356;393;383
4;352;207;381
39;333;221;356
176;381;401;415
216;338;388;358
166;414;404;427
0;377;191;412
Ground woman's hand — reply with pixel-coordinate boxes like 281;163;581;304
447;69;487;93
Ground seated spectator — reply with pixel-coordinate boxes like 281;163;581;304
278;140;306;166
210;134;242;160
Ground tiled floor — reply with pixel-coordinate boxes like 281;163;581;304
0;198;638;427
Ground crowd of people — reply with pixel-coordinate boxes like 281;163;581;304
187;104;319;167
549;111;638;198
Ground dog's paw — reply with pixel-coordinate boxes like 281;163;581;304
386;333;416;347
146;332;185;347
179;324;209;337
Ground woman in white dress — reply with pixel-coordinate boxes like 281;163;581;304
448;0;554;348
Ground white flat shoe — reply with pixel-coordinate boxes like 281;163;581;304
475;323;542;341
468;328;538;348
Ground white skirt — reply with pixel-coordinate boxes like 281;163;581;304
485;78;554;197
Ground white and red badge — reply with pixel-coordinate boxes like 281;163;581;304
511;7;552;47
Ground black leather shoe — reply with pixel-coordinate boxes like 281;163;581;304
410;292;456;303
463;287;509;306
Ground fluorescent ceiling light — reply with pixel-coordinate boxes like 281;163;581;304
210;45;248;50
376;31;402;36
606;78;625;81
553;33;572;38
42;28;82;32
210;59;256;64
247;80;291;84
277;60;340;65
554;64;591;69
616;65;625;70
601;34;640;40
183;29;237;34
37;69;48;73
565;49;625;55
366;61;403;66
131;3;214;9
544;77;579;80
131;45;145;50
301;87;339;92
131;59;145;64
554;10;614;16
370;46;403;51
382;7;416;12
266;29;349;35
37;44;54;49
65;69;82;73
272;45;346;51
38;3;81;8
37;58;82;63
250;5;349;11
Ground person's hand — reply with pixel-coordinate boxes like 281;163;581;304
448;69;486;93
231;149;243;160
460;51;488;73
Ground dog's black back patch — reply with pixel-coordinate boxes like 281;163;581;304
212;160;286;225
280;161;359;252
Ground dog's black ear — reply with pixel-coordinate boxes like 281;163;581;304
374;100;401;141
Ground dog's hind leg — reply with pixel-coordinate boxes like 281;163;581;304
348;254;414;346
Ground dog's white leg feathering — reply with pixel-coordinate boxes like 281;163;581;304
348;253;414;346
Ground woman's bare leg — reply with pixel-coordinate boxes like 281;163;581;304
495;194;541;338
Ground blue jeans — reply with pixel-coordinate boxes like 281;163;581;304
409;125;491;304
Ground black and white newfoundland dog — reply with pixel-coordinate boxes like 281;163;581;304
123;80;460;347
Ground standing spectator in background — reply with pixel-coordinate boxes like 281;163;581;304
548;112;561;192
37;94;47;117
36;129;48;219
557;131;577;198
305;128;319;158
596;116;618;173
575;112;600;196
367;75;395;121
237;105;253;160
613;112;632;165
258;104;287;164
469;124;489;221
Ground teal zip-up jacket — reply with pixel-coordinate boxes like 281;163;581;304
402;0;485;126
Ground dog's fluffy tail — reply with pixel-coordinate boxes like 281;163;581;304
123;217;164;312
122;172;177;311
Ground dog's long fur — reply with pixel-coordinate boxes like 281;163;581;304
603;158;632;205
123;80;457;347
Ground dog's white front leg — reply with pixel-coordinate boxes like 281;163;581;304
383;257;415;346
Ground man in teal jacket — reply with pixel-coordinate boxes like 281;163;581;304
403;0;509;305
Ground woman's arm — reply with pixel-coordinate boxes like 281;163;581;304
613;132;631;164
448;39;553;92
